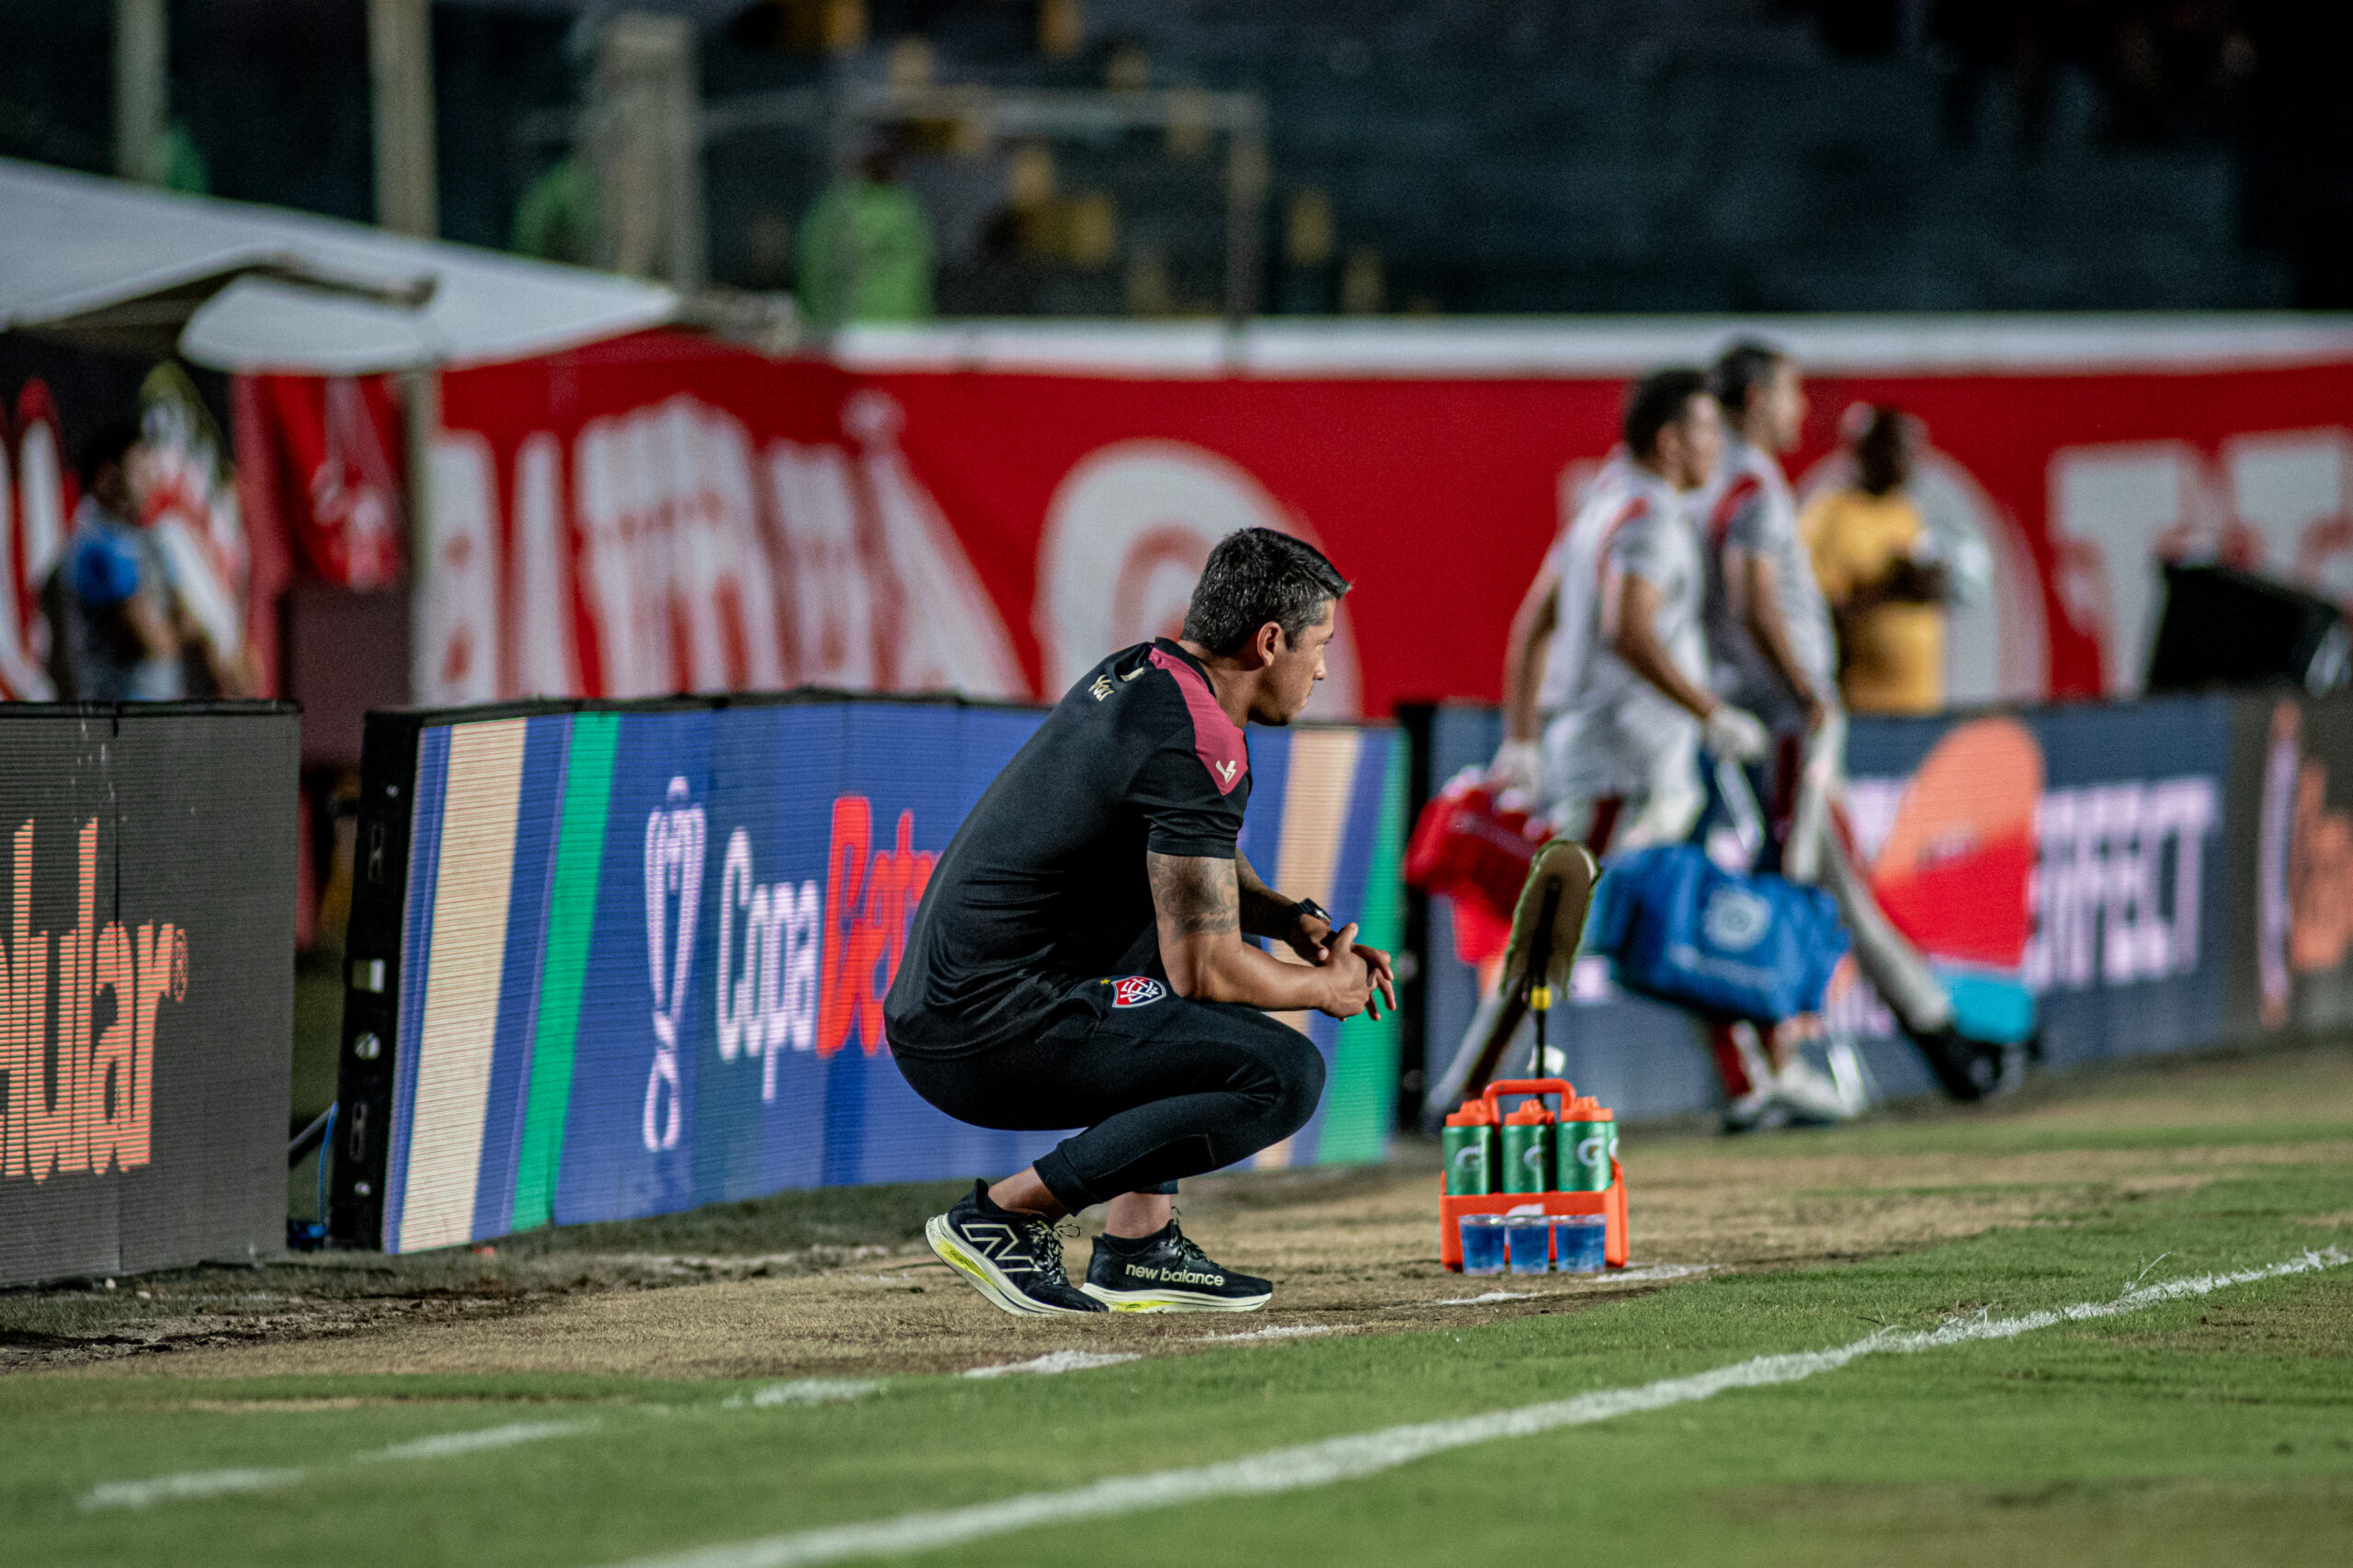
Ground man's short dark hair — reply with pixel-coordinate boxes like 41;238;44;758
1181;528;1350;655
1622;368;1711;459
1710;340;1788;417
1852;404;1915;495
75;416;142;491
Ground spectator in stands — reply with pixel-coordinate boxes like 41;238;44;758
1931;0;2257;150
58;419;181;701
512;156;598;267
798;131;938;328
2106;1;2259;143
1804;403;1949;716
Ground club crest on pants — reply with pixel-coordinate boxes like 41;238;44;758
1111;975;1166;1008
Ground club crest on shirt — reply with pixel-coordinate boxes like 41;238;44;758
1110;975;1166;1008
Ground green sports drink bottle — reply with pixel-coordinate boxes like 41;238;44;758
1557;1098;1617;1192
1441;1104;1497;1196
1499;1102;1554;1195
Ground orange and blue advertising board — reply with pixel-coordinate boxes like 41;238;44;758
1420;692;2243;1112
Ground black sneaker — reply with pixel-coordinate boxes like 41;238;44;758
1907;1025;2026;1103
1080;1218;1272;1312
925;1181;1105;1316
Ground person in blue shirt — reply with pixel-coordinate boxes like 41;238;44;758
61;419;181;701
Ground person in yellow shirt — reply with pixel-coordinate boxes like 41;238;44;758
1803;405;1949;714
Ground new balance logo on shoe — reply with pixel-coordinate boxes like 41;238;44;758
926;1183;1106;1316
1121;1265;1224;1287
956;1221;1037;1274
1081;1220;1273;1312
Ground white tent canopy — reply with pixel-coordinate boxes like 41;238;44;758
0;158;675;374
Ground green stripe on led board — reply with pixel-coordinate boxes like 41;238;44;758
1320;733;1407;1164
511;711;620;1233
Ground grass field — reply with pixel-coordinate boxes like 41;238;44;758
6;1042;2352;1567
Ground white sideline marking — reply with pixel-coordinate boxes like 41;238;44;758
1196;1324;1334;1343
1608;1264;1711;1284
80;1418;591;1510
80;1468;305;1510
361;1421;592;1461
961;1351;1140;1380
609;1248;2348;1568
1414;1263;1711;1308
726;1381;887;1409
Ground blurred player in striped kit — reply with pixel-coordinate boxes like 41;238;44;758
1493;368;1768;855
1475;369;1773;1116
1700;341;2018;1120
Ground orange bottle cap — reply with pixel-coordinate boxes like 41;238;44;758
1503;1099;1552;1125
1444;1100;1497;1127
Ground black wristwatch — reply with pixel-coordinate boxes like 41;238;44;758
1291;897;1334;930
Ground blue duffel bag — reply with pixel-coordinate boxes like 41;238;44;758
1589;843;1849;1024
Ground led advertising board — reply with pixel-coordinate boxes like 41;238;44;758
0;703;297;1287
333;694;1404;1253
1418;693;2244;1115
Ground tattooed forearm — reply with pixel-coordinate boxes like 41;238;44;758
1147;852;1242;936
1233;850;1297;938
1150;851;1356;1014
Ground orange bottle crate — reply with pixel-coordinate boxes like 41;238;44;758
1438;1077;1630;1270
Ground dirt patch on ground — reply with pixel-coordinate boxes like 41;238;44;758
0;1244;911;1376
15;1045;2353;1384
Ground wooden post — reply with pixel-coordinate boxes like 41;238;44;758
400;369;438;709
592;13;707;291
113;0;167;183
369;0;438;237
1223;128;1268;326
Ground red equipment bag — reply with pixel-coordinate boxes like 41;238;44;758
1404;769;1555;926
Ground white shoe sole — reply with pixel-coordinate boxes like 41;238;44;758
1775;1085;1863;1125
925;1215;1100;1317
1078;1283;1272;1313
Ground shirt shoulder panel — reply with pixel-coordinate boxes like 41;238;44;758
1593;490;1650;561
1608;490;1688;585
1708;472;1765;554
1146;644;1249;796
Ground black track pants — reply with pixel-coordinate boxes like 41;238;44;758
891;976;1327;1212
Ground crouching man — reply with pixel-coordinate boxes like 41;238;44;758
886;528;1394;1315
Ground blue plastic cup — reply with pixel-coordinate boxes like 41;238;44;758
1505;1214;1552;1274
1552;1214;1607;1274
1460;1213;1507;1276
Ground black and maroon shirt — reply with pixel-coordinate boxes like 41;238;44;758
884;639;1252;1059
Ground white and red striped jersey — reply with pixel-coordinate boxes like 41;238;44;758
1536;458;1705;801
1699;435;1835;725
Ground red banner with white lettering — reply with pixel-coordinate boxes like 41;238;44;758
239;373;406;591
404;329;2353;715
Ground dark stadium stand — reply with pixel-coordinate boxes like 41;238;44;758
0;0;2344;313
